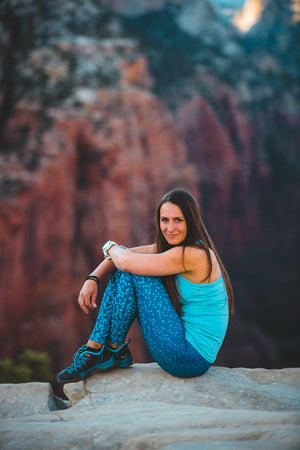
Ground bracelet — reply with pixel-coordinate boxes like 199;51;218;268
85;275;100;284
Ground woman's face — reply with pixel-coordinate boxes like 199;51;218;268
160;202;187;246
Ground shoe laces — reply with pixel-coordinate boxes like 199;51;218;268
72;344;88;362
67;345;98;373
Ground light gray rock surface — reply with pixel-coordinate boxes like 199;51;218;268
0;382;67;418
1;364;300;449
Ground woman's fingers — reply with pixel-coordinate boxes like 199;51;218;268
78;281;98;313
78;291;89;314
91;290;97;309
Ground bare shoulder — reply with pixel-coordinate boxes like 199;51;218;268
186;245;218;260
183;245;221;282
184;245;207;266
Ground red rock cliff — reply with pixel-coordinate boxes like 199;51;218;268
0;89;198;368
175;77;263;253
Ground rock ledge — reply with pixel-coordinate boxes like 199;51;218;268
0;364;299;449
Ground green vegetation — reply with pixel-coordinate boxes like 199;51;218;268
0;349;53;383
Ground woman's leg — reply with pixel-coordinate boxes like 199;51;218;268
57;270;210;383
132;273;211;377
88;269;138;346
93;270;210;377
57;270;137;383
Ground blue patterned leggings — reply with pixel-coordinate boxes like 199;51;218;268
89;269;211;377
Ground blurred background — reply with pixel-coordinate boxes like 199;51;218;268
0;0;299;387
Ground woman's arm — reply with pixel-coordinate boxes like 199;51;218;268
77;244;156;313
78;258;115;314
130;244;156;254
108;245;186;276
108;244;216;282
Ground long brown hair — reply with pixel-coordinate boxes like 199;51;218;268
155;189;234;317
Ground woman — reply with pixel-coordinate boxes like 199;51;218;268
57;189;233;383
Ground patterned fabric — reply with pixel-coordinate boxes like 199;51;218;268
89;270;211;378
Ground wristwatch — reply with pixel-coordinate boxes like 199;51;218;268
102;240;117;260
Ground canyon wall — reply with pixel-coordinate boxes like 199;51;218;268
0;90;197;368
0;0;299;373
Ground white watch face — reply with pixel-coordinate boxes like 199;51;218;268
103;241;110;251
102;241;116;255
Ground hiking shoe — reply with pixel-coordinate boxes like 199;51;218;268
108;342;133;368
57;345;115;383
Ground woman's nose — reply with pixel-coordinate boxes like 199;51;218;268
167;221;175;231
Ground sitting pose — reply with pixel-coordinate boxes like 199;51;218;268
57;189;234;383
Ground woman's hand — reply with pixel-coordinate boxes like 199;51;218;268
77;280;98;314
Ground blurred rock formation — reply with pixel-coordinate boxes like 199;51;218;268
0;0;299;373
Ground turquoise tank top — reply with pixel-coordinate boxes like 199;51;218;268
177;273;229;363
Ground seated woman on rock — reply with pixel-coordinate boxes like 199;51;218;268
57;189;233;383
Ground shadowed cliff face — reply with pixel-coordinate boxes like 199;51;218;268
118;0;300;368
175;87;258;253
0;0;299;372
0;90;197;367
